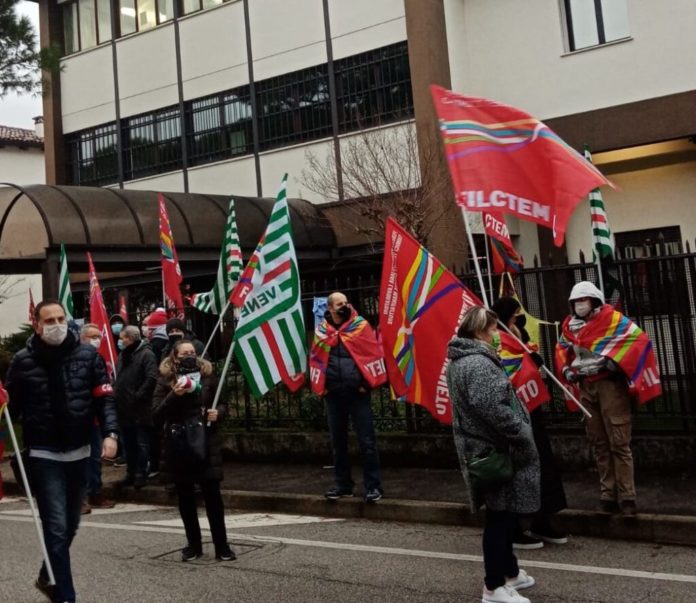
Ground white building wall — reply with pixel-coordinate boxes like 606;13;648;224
187;156;258;197
444;0;696;119
119;171;184;192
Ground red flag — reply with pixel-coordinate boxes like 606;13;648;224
28;289;37;328
87;253;118;378
431;85;613;246
379;218;482;424
499;332;550;412
0;383;7;499
118;293;129;324
483;212;524;274
158;193;185;318
229;234;264;307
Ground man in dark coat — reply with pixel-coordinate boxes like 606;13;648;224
114;325;158;488
6;299;119;603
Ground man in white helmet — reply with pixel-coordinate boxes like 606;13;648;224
556;281;660;517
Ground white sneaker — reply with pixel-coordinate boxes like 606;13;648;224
482;584;531;603
506;569;535;590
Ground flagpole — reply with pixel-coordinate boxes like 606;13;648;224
208;339;236;426
483;234;495;304
595;253;606;300
201;300;231;359
2;405;56;585
461;208;489;307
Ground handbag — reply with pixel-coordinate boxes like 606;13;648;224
167;411;208;471
467;449;513;491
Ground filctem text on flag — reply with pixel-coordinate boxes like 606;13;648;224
460;190;551;222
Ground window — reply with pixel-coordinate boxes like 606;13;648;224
334;41;414;132
124;106;182;179
183;0;224;15
564;0;630;51
187;86;253;165
615;226;682;259
62;0;113;54
257;66;332;151
66;124;119;186
118;0;172;36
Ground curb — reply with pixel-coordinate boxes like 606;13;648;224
6;480;696;547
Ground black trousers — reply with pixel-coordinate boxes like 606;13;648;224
483;510;519;590
175;479;229;553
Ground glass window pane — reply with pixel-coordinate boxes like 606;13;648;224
63;3;79;54
120;0;136;35
157;0;174;23
79;0;98;49
182;0;200;14
202;0;222;8
601;0;630;42
137;0;156;30
96;0;112;43
568;0;599;50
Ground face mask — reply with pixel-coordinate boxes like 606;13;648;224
168;333;183;346
514;314;526;329
89;337;101;349
490;331;501;350
574;301;593;318
41;323;68;346
117;339;126;351
336;304;352;320
141;326;149;338
177;356;198;374
112;323;123;336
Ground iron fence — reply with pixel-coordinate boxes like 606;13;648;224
202;249;696;435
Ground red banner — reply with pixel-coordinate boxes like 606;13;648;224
431;85;613;246
499;332;550;412
118;293;129;324
379;218;481;424
483;212;524;273
28;288;37;328
158;193;185;317
87;253;118;378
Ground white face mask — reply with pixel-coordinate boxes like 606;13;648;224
574;301;593;318
89;337;101;349
41;323;68;346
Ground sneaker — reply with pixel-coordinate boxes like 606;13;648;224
324;486;354;501
88;494;116;509
35;575;56;602
147;470;160;479
112;457;127;467
512;533;543;550
482;585;531;603
133;475;147;490
215;544;237;561
81;501;92;515
181;545;203;562
528;525;568;545
621;500;637;516
364;488;383;503
599;499;621;514
505;569;535;590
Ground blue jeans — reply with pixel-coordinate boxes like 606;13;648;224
88;425;103;496
325;389;382;492
31;456;89;603
122;425;150;480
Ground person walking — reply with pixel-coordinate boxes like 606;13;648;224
492;297;567;549
447;306;540;603
5;299;119;603
556;281;661;516
79;323;116;514
309;292;387;503
152;339;234;562
114;325;158;489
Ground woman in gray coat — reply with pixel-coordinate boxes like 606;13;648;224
447;306;541;603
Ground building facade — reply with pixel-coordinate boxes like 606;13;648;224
37;0;696;267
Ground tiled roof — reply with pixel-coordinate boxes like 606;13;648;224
0;125;43;148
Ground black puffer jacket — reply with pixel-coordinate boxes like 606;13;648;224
323;314;364;394
6;332;118;450
115;340;158;426
152;357;225;483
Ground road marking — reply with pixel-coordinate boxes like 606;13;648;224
0;503;163;516
135;512;343;529
1;512;696;585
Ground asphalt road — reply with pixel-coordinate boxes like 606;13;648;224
1;496;695;603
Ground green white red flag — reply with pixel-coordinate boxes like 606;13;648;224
431;85;613;246
59;243;74;320
585;147;615;261
230;174;306;397
159;193;185;318
87;252;118;378
191;199;243;314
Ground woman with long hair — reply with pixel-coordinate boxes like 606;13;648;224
152;339;234;562
447;306;540;603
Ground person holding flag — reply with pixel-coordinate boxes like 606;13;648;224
556;281;662;516
310;292;387;503
492;297;567;550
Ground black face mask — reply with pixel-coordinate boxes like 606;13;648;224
168;333;183;346
336;304;352;321
176;356;198;374
515;314;527;329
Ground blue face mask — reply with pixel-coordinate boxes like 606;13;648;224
112;323;124;336
117;339;126;351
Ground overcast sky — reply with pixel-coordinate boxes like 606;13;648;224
0;1;43;129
